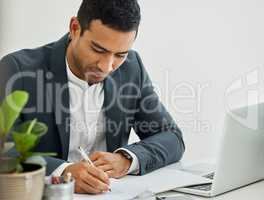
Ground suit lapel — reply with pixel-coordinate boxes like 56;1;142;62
48;34;70;160
103;70;124;152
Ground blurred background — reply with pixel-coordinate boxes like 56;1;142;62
1;0;264;164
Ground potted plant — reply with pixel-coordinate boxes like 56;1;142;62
0;90;55;200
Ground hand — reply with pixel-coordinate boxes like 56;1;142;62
90;151;132;178
62;161;110;194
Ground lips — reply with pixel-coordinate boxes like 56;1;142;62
84;69;101;76
92;72;104;78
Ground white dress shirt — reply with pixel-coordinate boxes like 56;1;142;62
52;59;139;176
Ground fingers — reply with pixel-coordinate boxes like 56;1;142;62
97;164;113;172
93;159;106;167
65;161;111;194
105;170;117;178
75;164;110;194
90;151;103;162
88;151;131;179
85;164;110;185
81;172;110;192
90;152;113;168
76;180;103;194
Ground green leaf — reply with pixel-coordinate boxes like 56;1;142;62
0;91;29;136
16;163;23;173
0;157;18;173
31;152;57;157
26;119;37;135
15;120;48;138
24;155;47;167
22;152;57;159
3;142;14;154
12;131;38;155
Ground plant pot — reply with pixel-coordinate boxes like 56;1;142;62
0;163;46;200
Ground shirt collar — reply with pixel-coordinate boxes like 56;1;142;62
66;57;104;90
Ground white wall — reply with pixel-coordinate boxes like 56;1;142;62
0;0;82;55
1;0;264;163
135;0;264;163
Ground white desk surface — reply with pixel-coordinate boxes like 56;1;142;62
72;160;263;200
71;160;264;200
158;180;264;200
157;161;264;200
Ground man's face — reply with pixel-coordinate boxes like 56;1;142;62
68;19;137;85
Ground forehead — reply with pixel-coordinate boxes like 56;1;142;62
81;20;137;53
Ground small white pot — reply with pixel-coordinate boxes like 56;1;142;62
0;164;45;200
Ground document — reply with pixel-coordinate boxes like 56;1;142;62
74;178;147;200
115;167;211;194
74;167;211;200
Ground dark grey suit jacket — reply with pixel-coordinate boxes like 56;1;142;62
0;34;185;175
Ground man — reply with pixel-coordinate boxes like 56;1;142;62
0;0;185;194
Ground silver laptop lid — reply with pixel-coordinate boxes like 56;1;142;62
212;103;264;196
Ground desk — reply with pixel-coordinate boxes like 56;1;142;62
72;180;264;200
72;161;264;200
158;180;264;200
157;161;264;200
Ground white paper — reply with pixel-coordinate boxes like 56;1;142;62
74;167;211;200
115;168;212;194
74;178;148;200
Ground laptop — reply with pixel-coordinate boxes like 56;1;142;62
174;103;264;197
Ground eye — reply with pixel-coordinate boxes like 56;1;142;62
91;46;105;54
115;54;127;59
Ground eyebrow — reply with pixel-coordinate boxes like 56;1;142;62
91;41;129;55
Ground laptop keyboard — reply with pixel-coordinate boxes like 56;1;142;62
187;183;212;191
184;172;215;192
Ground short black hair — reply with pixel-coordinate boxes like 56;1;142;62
77;0;141;35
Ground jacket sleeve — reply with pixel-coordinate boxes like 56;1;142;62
0;55;24;101
0;55;65;175
123;52;185;175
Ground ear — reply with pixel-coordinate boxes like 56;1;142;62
69;17;81;40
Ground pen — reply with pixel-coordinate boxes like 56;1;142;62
78;146;111;192
78;146;95;166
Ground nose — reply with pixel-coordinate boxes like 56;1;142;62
97;54;115;74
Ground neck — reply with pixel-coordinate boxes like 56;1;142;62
66;44;85;81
